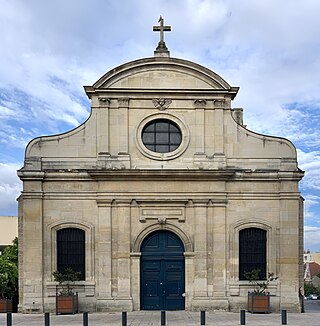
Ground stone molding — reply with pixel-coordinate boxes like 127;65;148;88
48;220;95;281
88;169;235;180
228;218;277;293
137;201;188;223
132;222;193;253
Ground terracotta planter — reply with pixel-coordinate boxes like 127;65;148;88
56;293;78;314
0;298;13;313
247;292;270;313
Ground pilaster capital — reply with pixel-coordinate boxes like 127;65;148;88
113;199;132;207
98;97;111;107
213;99;226;108
194;99;207;107
96;199;113;207
118;97;130;107
192;199;209;207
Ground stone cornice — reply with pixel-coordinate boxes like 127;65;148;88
84;87;239;100
232;170;304;181
17;171;45;181
88;169;235;181
18;169;304;182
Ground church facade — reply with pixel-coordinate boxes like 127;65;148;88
18;20;304;313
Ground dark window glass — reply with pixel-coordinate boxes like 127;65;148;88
144;124;155;132
142;119;182;153
156;122;169;132
57;228;85;280
157;133;169;144
142;133;155;144
239;228;266;280
170;124;179;132
170;133;182;144
156;144;169;153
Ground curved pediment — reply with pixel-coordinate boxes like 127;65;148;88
91;57;232;90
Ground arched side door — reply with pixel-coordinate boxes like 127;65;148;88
140;230;185;310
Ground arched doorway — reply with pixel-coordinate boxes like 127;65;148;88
140;230;185;310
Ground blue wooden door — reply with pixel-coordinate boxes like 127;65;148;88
140;231;185;310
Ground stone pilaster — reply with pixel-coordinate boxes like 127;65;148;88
194;106;205;155
19;178;44;313
118;98;130;154
207;200;214;297
212;203;227;297
213;100;225;154
193;201;208;297
96;200;113;298
279;194;301;312
115;200;132;299
184;251;195;310
130;253;141;310
97;97;111;155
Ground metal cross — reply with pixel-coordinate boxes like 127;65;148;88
153;16;171;43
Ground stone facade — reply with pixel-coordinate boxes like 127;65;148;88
18;51;304;313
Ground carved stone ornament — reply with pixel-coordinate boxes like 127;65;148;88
118;97;130;107
158;216;167;224
152;98;172;110
194;99;207;107
214;99;225;108
98;97;111;106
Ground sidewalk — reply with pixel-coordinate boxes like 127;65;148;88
0;310;320;326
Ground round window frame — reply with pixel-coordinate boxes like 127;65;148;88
136;113;189;161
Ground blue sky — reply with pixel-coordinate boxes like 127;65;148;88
0;0;319;251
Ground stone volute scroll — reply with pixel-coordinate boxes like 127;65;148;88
213;99;226;108
194;99;207;107
98;97;111;107
152;98;172;110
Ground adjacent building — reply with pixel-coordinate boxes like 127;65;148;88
0;216;18;254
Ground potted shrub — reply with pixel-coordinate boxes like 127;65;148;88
0;239;18;313
53;268;81;314
244;269;278;313
0;272;13;313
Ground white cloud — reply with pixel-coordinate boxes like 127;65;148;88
0;105;16;118
304;195;320;208
304;226;320;252
0;163;22;216
304;194;320;224
297;149;320;191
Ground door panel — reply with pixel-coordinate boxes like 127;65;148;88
140;231;185;310
141;261;162;310
164;260;184;310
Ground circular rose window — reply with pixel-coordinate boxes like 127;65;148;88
142;119;182;153
136;113;189;161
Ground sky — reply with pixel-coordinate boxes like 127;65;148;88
0;0;319;252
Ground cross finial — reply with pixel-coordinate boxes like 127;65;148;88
153;16;171;57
